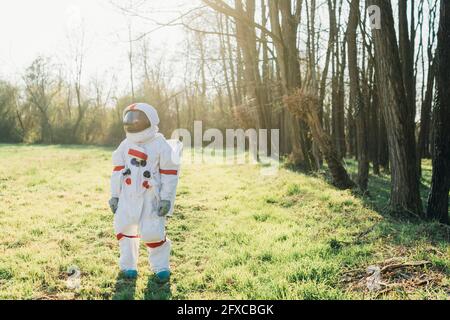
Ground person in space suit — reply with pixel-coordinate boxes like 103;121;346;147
108;103;182;282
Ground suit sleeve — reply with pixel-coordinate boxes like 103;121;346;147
159;140;180;202
110;141;126;198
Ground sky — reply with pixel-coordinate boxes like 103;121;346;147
0;0;435;95
0;0;197;91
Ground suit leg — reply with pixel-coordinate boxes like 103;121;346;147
146;238;171;273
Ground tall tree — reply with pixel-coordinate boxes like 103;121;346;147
268;0;316;171
367;0;423;216
418;1;438;166
332;0;347;159
398;0;416;119
348;0;369;191
427;0;450;224
68;23;88;141
204;0;316;170
23;57;59;144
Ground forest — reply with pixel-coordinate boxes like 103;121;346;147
0;0;448;224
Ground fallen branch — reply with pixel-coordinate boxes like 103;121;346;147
380;261;431;274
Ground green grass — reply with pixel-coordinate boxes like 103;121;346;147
0;144;448;300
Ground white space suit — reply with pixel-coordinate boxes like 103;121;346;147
110;103;181;277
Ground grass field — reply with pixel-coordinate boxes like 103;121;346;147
0;144;448;300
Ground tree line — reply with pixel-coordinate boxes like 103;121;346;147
0;0;448;223
196;0;449;223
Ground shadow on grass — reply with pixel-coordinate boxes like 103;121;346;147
365;173;393;213
287;157;449;246
144;275;172;300
360;172;450;246
112;273;137;300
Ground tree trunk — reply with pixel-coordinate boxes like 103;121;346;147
368;0;423;216
235;0;271;130
285;88;355;189
348;0;369;191
331;29;346;159
218;13;234;110
418;58;435;161
427;0;450;224
304;105;355;189
370;81;380;175
338;40;348;158
398;1;416;120
267;0;315;171
225;16;240;105
378;108;390;172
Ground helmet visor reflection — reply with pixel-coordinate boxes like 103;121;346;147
123;110;151;133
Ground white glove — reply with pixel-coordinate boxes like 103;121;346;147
109;197;119;214
158;200;171;217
